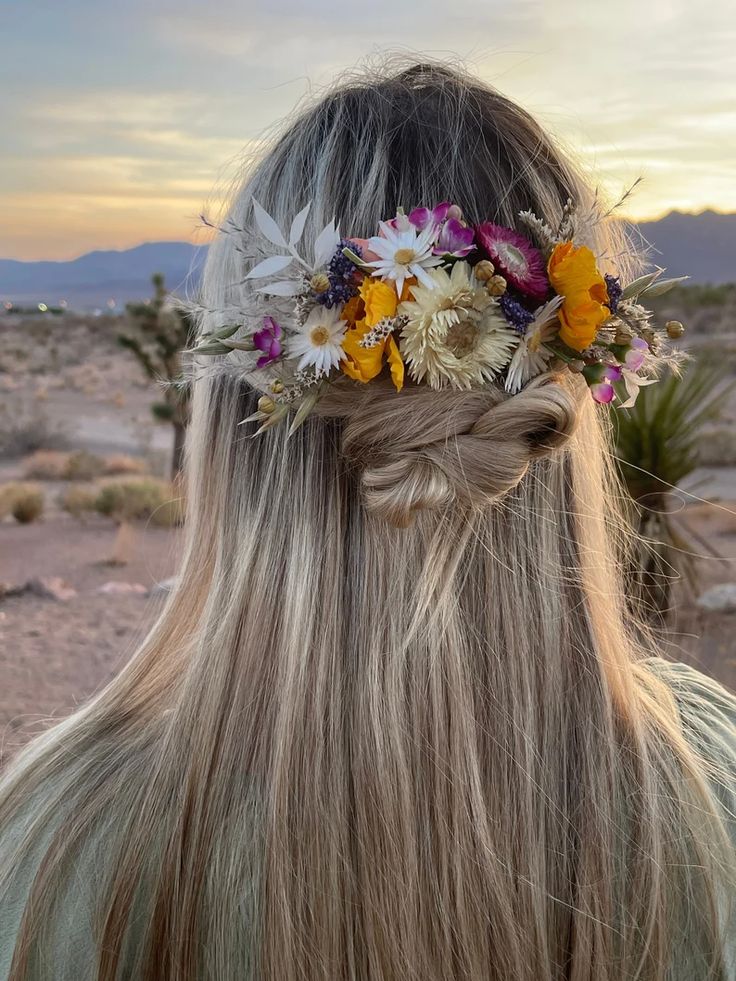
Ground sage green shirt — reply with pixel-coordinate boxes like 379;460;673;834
1;658;735;979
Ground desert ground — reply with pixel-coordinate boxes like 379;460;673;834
1;296;736;766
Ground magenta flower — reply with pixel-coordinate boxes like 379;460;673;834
253;316;283;368
475;222;549;300
407;202;453;230
584;363;621;404
624;336;649;372
435;217;475;257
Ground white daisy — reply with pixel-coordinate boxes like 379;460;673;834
504;296;562;394
398;262;518;390
287;305;347;377
367;217;444;295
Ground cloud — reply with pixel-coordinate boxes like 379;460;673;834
2;0;735;257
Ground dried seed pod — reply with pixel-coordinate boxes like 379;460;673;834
665;319;685;339
258;395;276;415
473;259;495;281
309;273;330;294
269;379;285;395
486;275;507;297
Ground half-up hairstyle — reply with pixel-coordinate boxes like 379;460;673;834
1;58;734;981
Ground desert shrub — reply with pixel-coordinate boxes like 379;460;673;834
59;484;98;518
104;454;148;476
63;450;105;481
0;400;69;457
0;483;44;524
23;449;70;480
94;478;183;527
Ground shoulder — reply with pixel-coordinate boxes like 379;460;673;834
644;657;736;755
0;795;101;981
644;656;736;822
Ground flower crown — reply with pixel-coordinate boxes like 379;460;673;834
192;199;687;434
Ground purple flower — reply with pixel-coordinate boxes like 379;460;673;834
315;238;363;308
604;274;623;313
253;316;283;367
435;217;475;257
498;293;535;333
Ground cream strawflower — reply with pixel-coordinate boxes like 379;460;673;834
287;305;347;377
398;261;518;390
504;296;562;394
367;216;444;295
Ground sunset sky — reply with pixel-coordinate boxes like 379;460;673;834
2;0;735;261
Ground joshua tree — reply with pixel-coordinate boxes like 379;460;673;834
120;273;195;477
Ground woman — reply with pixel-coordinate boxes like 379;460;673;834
1;61;735;981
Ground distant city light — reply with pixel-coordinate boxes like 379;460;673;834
38;302;48;312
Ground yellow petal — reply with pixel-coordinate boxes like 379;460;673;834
386;335;404;392
341;321;384;383
359;278;399;327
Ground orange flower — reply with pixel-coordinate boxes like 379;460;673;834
340;277;405;391
547;241;609;352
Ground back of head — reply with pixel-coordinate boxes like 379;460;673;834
1;59;733;981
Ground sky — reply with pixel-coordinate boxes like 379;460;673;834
2;0;735;261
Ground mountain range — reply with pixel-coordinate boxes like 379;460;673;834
1;211;734;311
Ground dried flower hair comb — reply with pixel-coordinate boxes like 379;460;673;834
190;198;687;435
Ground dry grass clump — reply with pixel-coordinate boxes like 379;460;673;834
23;449;69;480
0;482;44;524
58;484;98;519
103;454;148;476
62;450;105;481
94;478;183;527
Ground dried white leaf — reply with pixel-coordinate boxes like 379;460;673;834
252;198;288;248
245;254;293;279
313;219;339;267
289;202;312;247
256;280;304;296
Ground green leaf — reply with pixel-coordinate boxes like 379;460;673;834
287;389;321;437
189;341;233;355
639;276;689;298
621;270;662;300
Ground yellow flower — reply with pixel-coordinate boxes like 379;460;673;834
342;322;404;391
359;277;399;326
340;277;404;391
547;241;609;352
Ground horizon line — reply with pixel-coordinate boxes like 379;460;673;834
2;207;734;265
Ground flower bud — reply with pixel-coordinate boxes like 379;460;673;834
473;260;495;281
258;395;276;415
309;273;330;294
665;319;685;339
486;275;507;297
446;204;463;221
269;379;285;395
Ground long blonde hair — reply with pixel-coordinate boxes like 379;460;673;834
1;60;734;980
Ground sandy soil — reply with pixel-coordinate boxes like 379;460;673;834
0;516;181;763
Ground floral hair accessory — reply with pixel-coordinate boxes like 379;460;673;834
191;198;688;434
